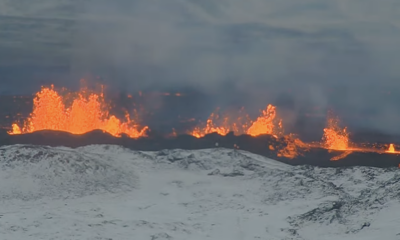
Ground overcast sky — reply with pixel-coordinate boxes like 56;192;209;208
1;0;400;132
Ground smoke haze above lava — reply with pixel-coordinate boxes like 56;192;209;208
1;0;400;133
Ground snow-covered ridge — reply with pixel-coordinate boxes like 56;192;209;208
0;144;288;201
0;144;139;200
1;144;400;239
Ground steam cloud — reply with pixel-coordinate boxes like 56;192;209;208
1;0;400;133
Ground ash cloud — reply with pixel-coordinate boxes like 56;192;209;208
1;0;400;134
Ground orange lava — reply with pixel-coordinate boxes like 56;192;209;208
190;104;282;138
322;116;349;150
190;118;231;138
7;84;399;162
9;85;148;138
277;135;310;159
387;143;395;153
246;104;282;137
330;151;352;161
384;143;400;154
190;110;250;138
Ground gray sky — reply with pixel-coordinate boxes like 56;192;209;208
1;0;400;132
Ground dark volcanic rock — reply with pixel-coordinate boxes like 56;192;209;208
1;130;399;168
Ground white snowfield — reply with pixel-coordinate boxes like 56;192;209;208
1;145;400;240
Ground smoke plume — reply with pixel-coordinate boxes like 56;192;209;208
1;0;400;133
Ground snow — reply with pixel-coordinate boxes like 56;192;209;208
1;144;400;239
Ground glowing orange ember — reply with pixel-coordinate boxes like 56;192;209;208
9;85;148;138
322;116;349;150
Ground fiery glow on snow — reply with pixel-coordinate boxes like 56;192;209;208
8;85;148;138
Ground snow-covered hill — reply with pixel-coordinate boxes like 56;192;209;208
0;144;400;240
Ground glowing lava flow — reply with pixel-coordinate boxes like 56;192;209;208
190;104;282;138
277;134;310;159
8;86;149;138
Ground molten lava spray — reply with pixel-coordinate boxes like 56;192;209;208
322;116;349;150
190;111;238;138
190;104;282;138
9;85;148;138
387;144;396;153
191;119;227;137
247;104;282;137
7;83;399;163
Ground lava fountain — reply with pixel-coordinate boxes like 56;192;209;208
246;104;283;137
6;83;400;163
385;143;400;154
322;116;349;150
8;85;149;138
190;104;283;138
388;144;395;153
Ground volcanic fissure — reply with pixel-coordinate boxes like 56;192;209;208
4;84;400;168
